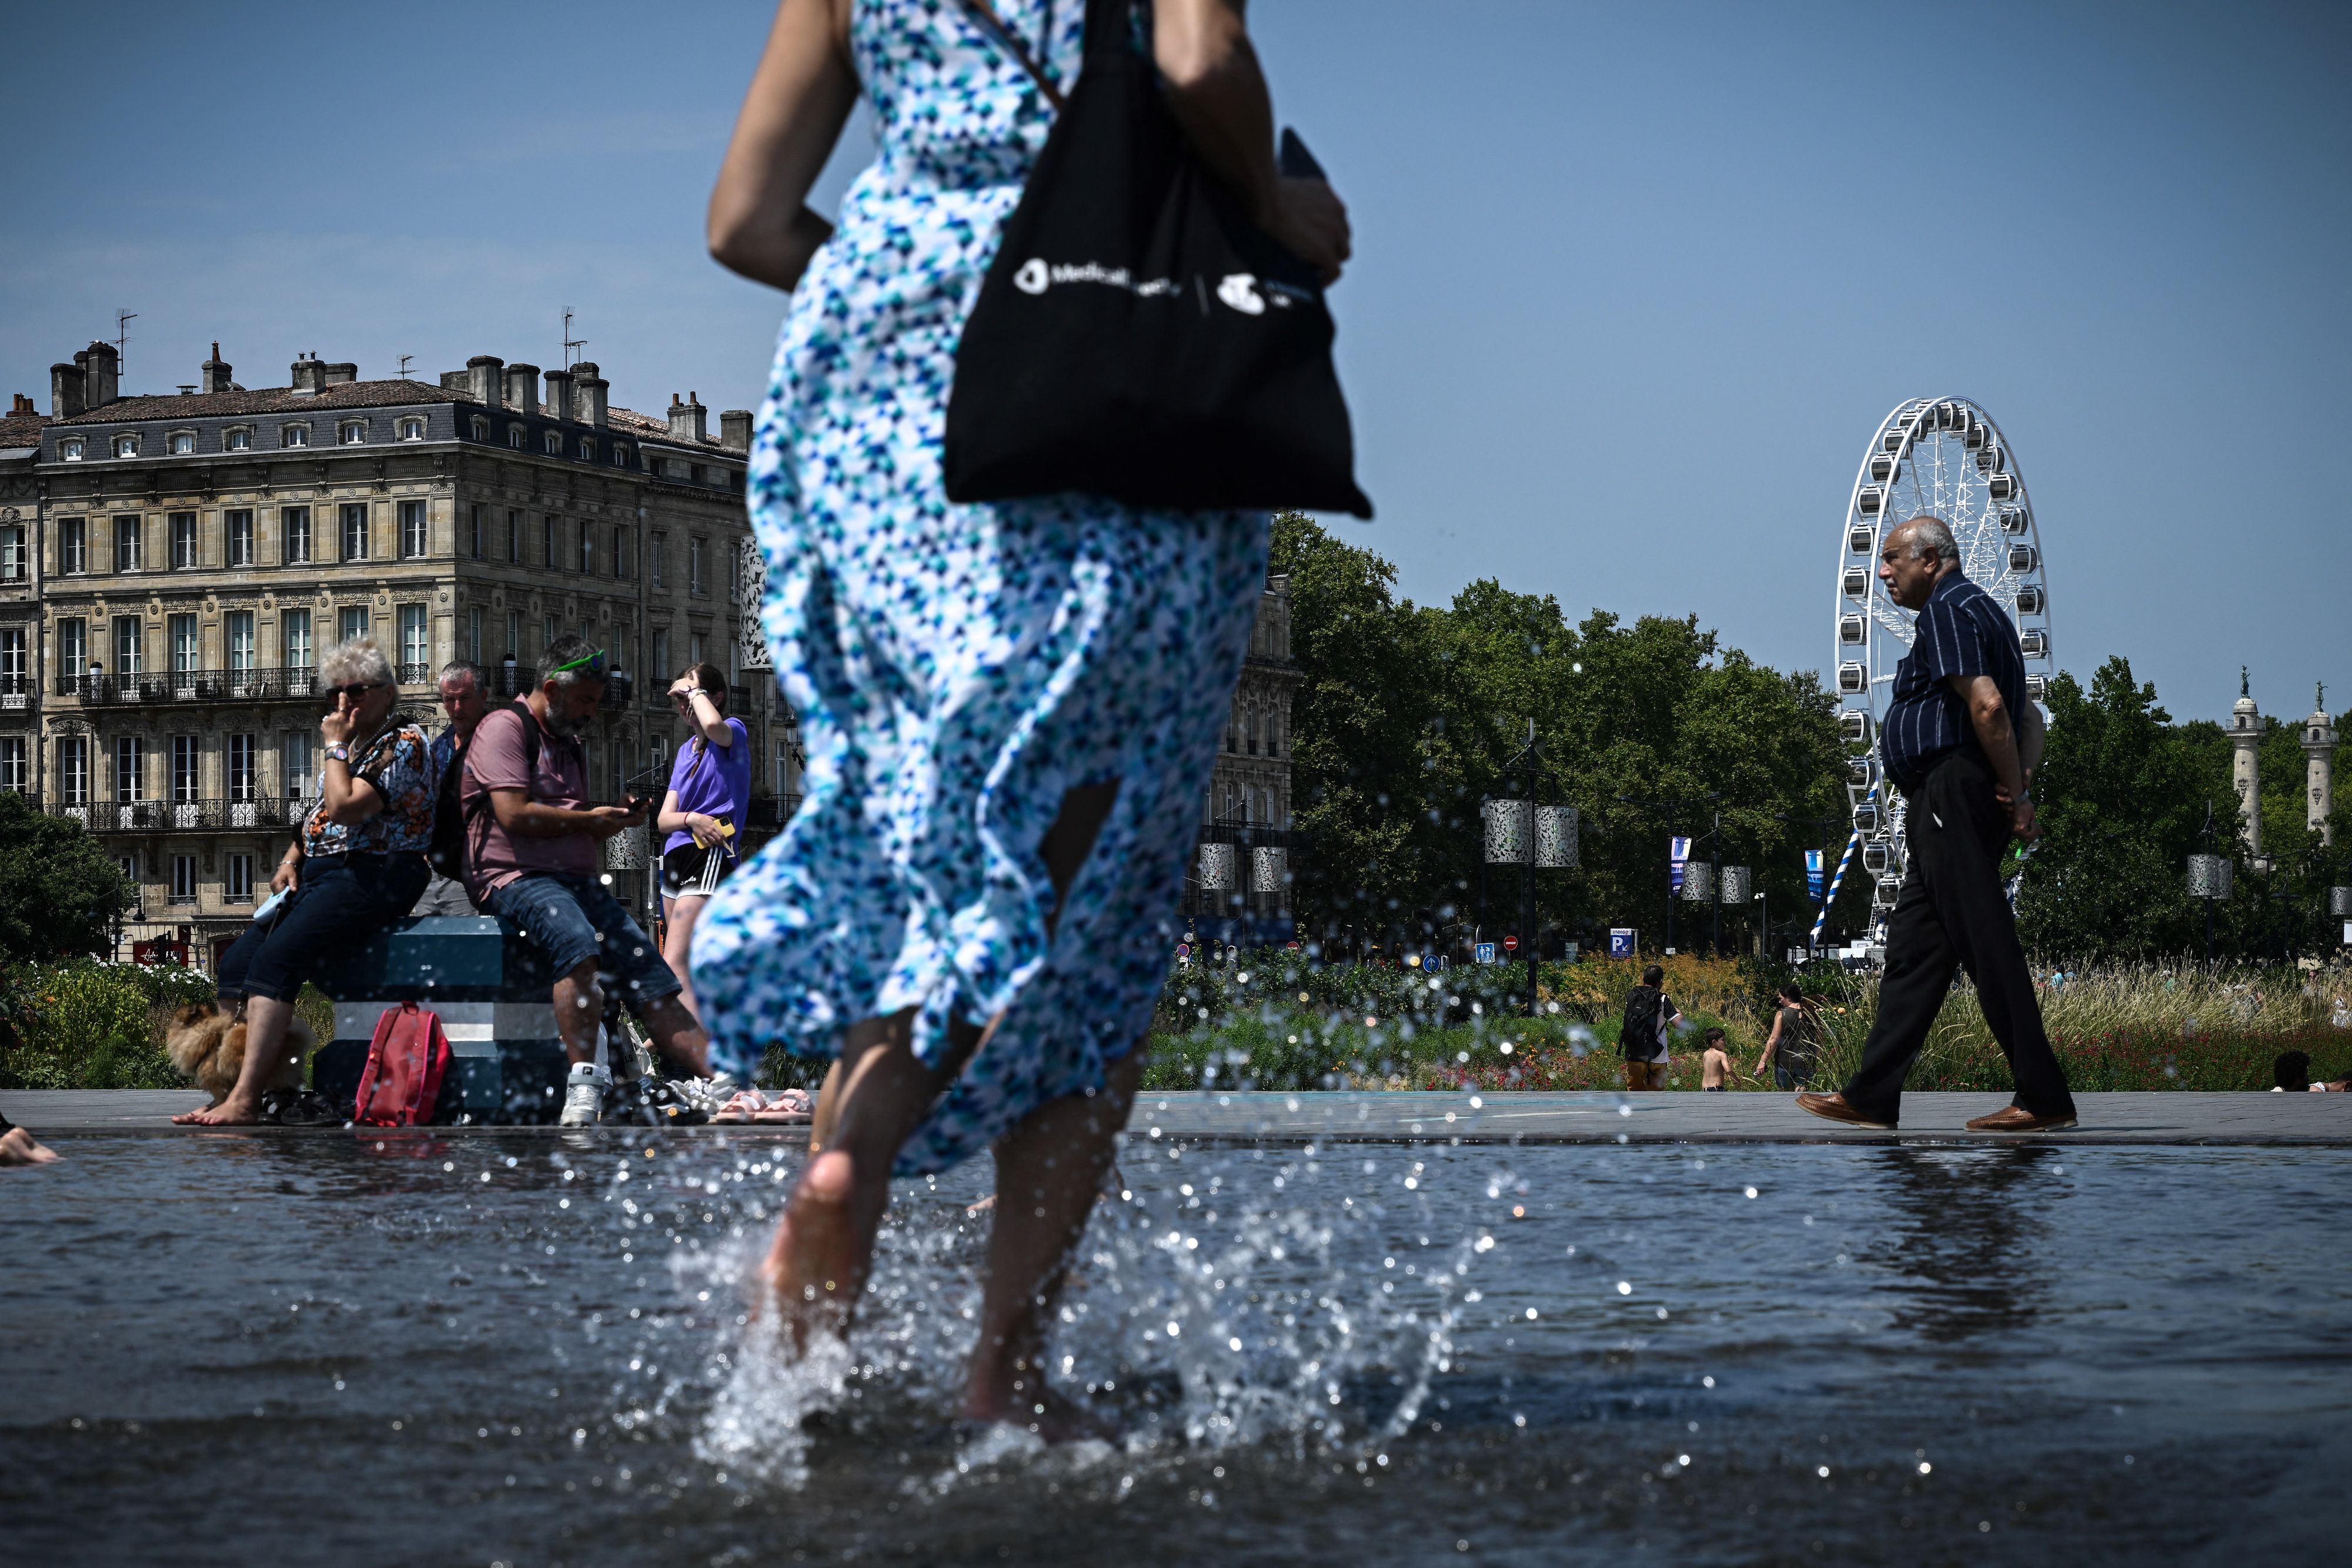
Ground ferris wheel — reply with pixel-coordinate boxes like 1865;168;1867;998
1818;397;2053;944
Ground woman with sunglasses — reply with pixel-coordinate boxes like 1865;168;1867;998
177;637;436;1124
655;664;751;1022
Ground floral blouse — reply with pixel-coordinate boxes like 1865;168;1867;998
300;723;436;857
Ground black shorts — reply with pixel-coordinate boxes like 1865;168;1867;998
660;844;736;900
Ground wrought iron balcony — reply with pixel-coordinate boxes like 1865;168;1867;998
54;667;325;706
46;796;318;833
0;673;29;711
487;663;538;698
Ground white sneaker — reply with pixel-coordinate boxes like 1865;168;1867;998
560;1063;612;1127
674;1071;739;1113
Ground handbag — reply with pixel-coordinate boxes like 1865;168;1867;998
944;0;1372;518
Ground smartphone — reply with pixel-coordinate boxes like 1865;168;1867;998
1278;127;1325;181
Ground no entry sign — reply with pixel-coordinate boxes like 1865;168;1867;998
1503;935;1518;952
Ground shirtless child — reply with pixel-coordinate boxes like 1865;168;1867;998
1700;1028;1735;1092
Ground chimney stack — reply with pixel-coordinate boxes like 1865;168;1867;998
289;352;327;395
201;342;234;394
572;361;608;428
50;361;85;417
11;393;35;416
719;409;752;453
667;391;707;443
543;367;574;424
503;363;540;417
82;342;119;408
320;362;356;386
466;355;504;408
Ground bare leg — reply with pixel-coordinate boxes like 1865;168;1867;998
0;1125;60;1165
637;994;712;1078
808;1057;846;1153
173;995;301;1125
963;1045;1145;1438
661;894;709;1022
553;959;603;1066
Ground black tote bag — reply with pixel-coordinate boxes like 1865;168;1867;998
943;0;1373;519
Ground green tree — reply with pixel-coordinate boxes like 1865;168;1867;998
0;793;132;963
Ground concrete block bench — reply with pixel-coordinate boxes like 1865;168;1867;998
309;917;566;1124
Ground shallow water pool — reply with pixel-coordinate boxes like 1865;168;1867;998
4;1131;2346;1564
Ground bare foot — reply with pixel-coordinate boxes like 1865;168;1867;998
963;1371;1120;1444
0;1126;59;1165
760;1149;861;1350
173;1093;266;1125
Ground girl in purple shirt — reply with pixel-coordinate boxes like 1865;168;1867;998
656;663;751;1021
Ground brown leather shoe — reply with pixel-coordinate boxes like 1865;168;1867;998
1793;1092;1895;1131
1965;1105;2079;1132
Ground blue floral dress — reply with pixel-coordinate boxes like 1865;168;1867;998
691;0;1268;1174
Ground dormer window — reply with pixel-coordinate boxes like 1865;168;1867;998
543;431;562;455
60;437;85;461
225;427;250;452
507;425;525;449
281;424;309;449
578;437;595;462
610;443;629;467
114;434;139;458
339;421;367;445
647;456;667;478
470;416;489;442
397;417;425;442
169;431;195;454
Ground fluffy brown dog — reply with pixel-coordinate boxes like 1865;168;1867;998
165;1003;316;1106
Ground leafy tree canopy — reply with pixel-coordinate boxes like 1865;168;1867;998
0;792;133;964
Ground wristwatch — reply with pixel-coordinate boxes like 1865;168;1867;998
325;745;351;764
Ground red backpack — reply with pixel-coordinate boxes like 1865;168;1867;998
352;1001;453;1127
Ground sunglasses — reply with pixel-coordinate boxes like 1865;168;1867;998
330;681;390;702
550;647;608;677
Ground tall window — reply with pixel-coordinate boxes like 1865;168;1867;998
399;500;427;559
339;607;370;646
652;628;669;681
59;516;86;574
113;616;143;675
224;853;255;904
340;503;369;561
169;855;198;905
225;508;255;567
0;736;24;794
282;609;312;672
399;605;428;673
577;523;594;576
615;525;634;580
506;509;521;563
228;734;257;800
689;536;706;594
650;532;666;589
467;607;483;663
0;523;22;581
689;631;706;667
114;515;142;572
542;514;558;569
467;504;484;560
114;737;147;803
170;511;198;569
283;732;315;799
169;614;199;675
543;616;559;657
226;611;256;673
0;627;25;691
282;506;312;564
774;738;799;794
59;736;89;805
172;734;201;803
59;618;86;675
504;611;520;662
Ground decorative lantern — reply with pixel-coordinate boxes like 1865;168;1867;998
2186;853;2233;901
1198;842;1237;891
1482;797;1531;865
1251;845;1287;894
1535;804;1578;869
2330;886;2352;920
1681;861;1717;903
1719;865;1753;905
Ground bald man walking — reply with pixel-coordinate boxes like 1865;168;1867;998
1800;516;2077;1133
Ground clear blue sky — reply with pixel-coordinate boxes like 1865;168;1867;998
6;1;2346;724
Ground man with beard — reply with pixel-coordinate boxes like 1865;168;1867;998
462;635;713;1125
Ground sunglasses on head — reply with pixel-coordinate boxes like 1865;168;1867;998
551;647;608;679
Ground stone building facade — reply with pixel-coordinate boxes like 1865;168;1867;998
9;339;803;967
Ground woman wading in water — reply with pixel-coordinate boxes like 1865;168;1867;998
698;0;1348;1437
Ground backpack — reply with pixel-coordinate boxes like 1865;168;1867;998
353;1001;453;1126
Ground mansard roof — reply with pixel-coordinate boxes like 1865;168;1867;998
55;380;465;425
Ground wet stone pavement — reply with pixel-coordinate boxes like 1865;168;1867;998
2;1119;2347;1564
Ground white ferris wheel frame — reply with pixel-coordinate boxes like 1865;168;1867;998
1827;396;2053;940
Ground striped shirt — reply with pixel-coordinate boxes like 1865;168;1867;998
1879;570;2027;793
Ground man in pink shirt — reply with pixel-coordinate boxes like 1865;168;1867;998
462;636;712;1125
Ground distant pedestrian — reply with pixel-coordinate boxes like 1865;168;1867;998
1797;516;2077;1133
414;660;489;917
1700;1027;1733;1091
1620;964;1682;1091
2273;1051;2311;1092
1754;980;1818;1090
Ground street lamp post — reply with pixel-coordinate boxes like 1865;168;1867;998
1618;790;1720;956
2187;801;2233;967
1484;722;1576;1018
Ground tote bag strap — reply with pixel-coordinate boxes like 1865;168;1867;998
957;0;1070;109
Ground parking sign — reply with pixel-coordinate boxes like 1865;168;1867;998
1608;928;1637;958
1475;942;1497;965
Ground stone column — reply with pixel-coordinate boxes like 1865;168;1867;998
2230;670;2263;859
2304;684;2336;846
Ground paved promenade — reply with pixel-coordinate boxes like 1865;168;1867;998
6;1088;2348;1145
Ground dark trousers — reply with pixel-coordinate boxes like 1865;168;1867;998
1843;753;2075;1123
217;852;429;1003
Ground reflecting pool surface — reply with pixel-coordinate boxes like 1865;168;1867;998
4;1133;2346;1565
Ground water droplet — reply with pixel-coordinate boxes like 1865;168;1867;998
1616;1281;1632;1295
